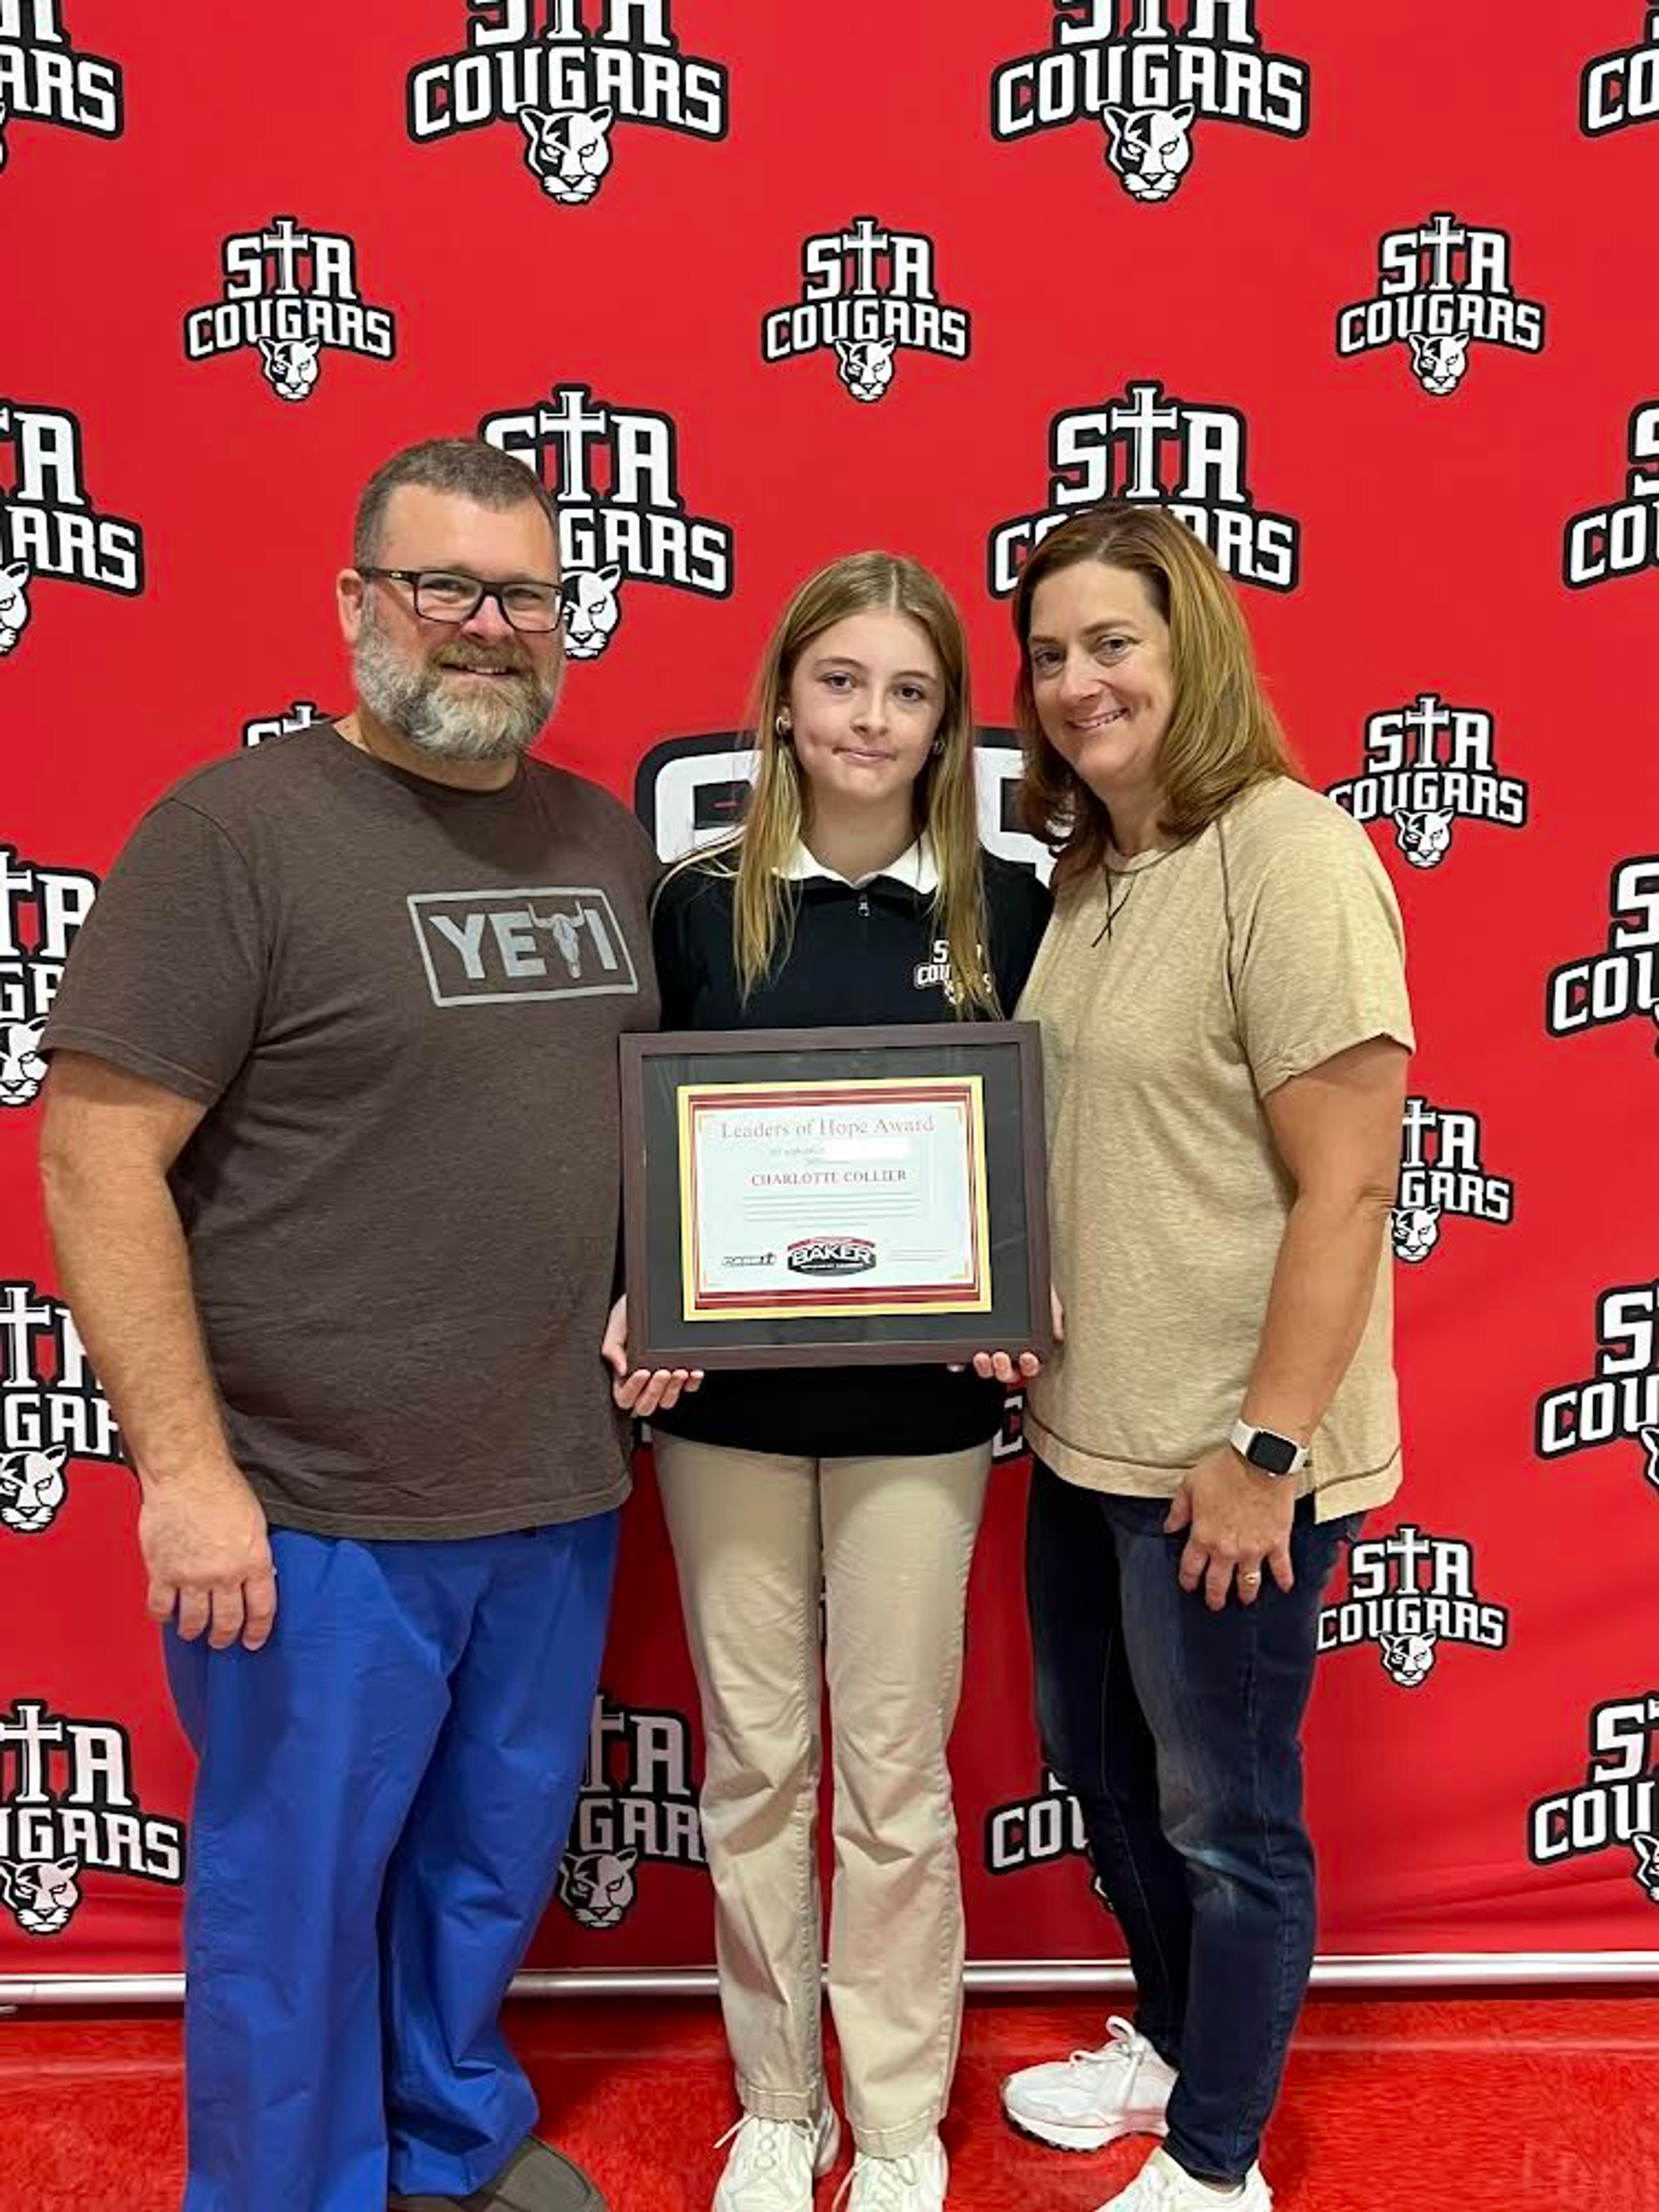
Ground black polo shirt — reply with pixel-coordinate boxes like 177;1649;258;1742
649;842;1051;1459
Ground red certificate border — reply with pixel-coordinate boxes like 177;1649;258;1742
684;1081;986;1316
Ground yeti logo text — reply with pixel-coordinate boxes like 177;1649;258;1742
1337;216;1546;394
1529;1692;1659;1901
0;844;98;1090
1328;692;1528;863
1564;403;1659;588
1546;855;1659;1050
407;0;728;197
242;700;327;749
1582;7;1659;136
1536;1281;1659;1481
481;384;734;659
0;403;143;652
408;887;639;1007
556;1691;706;1928
762;218;972;404
990;1;1309;199
988;381;1300;596
1317;1525;1509;1685
0;1701;184;1931
0;1;123;170
184;218;397;401
0;1281;120;1471
1391;1096;1513;1263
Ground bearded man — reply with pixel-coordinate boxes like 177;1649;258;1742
38;439;690;2212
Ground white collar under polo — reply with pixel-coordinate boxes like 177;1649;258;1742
780;835;940;894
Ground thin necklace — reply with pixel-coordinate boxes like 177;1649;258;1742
1091;871;1135;948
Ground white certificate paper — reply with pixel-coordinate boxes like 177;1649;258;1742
679;1076;992;1321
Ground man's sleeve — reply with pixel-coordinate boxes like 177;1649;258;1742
43;798;268;1108
1233;818;1416;1099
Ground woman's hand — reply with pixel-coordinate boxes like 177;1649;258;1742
1165;1442;1296;1611
602;1296;703;1417
957;1287;1065;1383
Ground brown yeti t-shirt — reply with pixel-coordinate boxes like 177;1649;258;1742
44;723;660;1539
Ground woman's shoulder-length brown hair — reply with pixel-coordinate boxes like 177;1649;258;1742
1011;505;1301;896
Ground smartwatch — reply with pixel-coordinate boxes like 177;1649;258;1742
1228;1419;1309;1479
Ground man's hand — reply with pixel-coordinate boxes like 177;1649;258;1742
1165;1443;1296;1612
602;1295;703;1418
140;1466;276;1652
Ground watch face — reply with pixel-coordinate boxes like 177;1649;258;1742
1247;1430;1300;1477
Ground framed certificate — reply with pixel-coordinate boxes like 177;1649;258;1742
620;1023;1052;1370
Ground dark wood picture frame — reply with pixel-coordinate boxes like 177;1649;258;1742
620;1022;1052;1371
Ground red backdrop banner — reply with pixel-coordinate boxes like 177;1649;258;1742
3;0;1659;1983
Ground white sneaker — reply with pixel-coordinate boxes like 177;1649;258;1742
1000;2015;1176;2151
1093;2145;1272;2211
713;2107;842;2211
832;2133;947;2211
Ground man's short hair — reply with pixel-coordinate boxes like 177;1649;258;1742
353;438;561;569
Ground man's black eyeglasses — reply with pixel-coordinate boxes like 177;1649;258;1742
358;567;563;635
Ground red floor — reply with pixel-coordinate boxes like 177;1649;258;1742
1;1991;1650;2209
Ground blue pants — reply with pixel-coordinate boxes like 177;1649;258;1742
1025;1459;1357;2186
165;1515;619;2212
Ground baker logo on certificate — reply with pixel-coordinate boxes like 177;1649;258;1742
622;1024;1051;1370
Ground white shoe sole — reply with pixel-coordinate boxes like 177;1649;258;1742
1000;2103;1170;2153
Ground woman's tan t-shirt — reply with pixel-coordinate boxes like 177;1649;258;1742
1017;776;1415;1524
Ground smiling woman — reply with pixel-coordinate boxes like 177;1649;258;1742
1001;504;1413;2212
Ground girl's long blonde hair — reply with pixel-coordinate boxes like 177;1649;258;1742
675;551;998;1016
1012;505;1300;896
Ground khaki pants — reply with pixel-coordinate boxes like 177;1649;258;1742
654;1433;993;2156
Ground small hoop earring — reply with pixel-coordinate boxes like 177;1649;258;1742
774;713;792;741
931;736;946;757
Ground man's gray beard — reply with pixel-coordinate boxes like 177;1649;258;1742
353;612;559;763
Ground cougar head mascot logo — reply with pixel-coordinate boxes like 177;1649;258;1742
559;567;623;661
1409;334;1470;396
1379;1631;1437;1689
1103;105;1196;202
834;338;897;404
257;337;322;403
0;1446;70;1535
0;1857;81;1935
1390;1205;1441;1264
1392;807;1455;869
0;1019;48;1107
1633;1833;1659;1904
518;106;615;204
557;1847;639;1929
1640;1425;1659;1495
0;560;33;655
